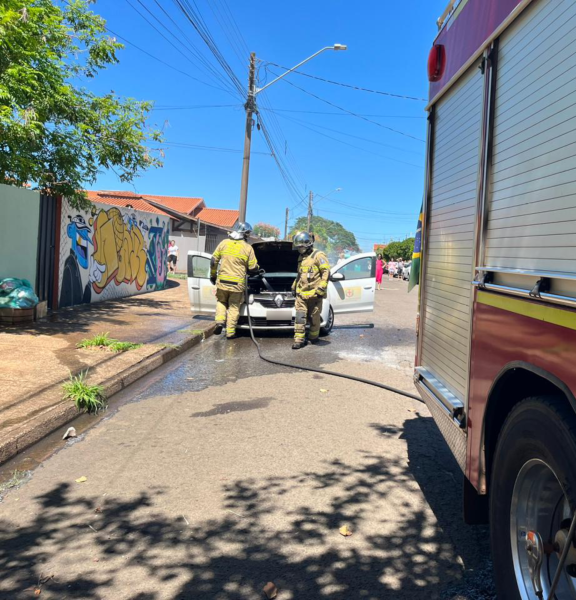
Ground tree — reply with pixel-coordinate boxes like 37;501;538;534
382;238;414;261
253;222;280;239
290;216;360;253
0;0;162;208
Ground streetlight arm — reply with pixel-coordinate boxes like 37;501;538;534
256;46;336;95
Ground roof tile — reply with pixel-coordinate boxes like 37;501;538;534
196;208;239;228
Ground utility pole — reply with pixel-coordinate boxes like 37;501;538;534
284;207;289;240
307;190;313;232
239;52;256;223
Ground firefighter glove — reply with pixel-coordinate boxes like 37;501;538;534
210;276;217;286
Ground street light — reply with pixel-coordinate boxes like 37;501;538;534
239;45;347;222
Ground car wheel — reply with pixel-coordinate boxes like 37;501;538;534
320;306;334;337
490;396;576;600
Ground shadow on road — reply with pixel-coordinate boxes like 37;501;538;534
0;416;495;599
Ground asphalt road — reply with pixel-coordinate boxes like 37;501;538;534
0;279;495;600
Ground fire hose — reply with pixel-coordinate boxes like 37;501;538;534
243;280;423;403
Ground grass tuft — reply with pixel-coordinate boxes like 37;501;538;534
0;470;29;495
63;371;106;414
77;333;142;353
168;272;187;280
77;332;113;349
109;341;142;353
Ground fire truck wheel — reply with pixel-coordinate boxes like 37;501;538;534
490;396;576;599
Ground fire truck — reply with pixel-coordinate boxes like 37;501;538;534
415;0;576;597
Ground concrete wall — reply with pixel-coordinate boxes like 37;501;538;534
57;199;170;307
170;230;205;271
0;185;41;290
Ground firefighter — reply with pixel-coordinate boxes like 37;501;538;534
291;231;330;350
210;222;259;339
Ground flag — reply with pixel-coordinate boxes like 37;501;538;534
408;203;423;293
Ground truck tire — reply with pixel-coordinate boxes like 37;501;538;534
490;396;576;599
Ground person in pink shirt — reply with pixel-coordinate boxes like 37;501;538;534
376;254;384;290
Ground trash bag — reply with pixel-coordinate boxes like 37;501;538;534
0;278;38;308
0;278;31;295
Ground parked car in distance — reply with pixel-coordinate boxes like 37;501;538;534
187;241;376;335
402;261;411;281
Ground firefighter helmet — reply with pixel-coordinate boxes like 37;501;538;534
229;221;253;240
292;231;314;253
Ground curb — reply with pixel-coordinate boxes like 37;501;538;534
0;323;216;466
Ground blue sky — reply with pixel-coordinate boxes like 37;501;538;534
89;0;447;251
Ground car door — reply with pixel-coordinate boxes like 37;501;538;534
328;253;376;314
187;251;217;315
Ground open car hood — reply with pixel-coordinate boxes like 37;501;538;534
251;241;298;274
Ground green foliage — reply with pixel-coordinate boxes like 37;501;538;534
167;272;187;280
0;0;163;208
77;332;142;352
253;222;281;239
290;216;359;253
0;469;29;495
77;332;113;348
381;238;414;262
62;370;106;414
109;341;142;353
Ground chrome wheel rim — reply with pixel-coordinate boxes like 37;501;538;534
511;459;576;599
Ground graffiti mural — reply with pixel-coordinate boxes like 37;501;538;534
58;199;170;307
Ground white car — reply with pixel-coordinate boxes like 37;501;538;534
187;241;376;335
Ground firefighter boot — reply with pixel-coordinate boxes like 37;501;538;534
292;340;306;350
214;323;224;335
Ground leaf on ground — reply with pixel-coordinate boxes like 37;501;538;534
34;589;41;597
263;581;278;599
320;389;328;393
75;476;87;483
408;408;417;413
339;525;353;537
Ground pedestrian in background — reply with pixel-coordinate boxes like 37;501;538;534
376;254;384;290
168;240;179;273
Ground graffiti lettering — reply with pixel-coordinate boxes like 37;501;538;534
58;200;170;306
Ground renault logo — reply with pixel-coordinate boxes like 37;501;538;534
274;294;283;308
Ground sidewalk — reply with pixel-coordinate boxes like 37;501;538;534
0;278;215;464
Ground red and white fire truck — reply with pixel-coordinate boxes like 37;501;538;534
415;0;576;597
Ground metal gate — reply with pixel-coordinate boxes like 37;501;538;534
36;193;58;309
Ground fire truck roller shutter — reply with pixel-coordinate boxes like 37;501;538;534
485;0;576;299
420;62;484;401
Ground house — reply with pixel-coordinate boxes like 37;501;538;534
86;190;240;271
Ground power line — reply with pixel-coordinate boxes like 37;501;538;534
272;110;423;168
258;115;306;204
327;198;416;216
122;0;237;96
265;62;428;101
151;104;240;111
162;141;271;155
316;207;415;222
146;104;425;118
265;108;425;118
266;109;424;156
105;26;231;93
148;0;242;94
267;67;425;143
172;0;245;98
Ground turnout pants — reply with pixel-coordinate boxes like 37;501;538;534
215;289;244;337
294;295;323;342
